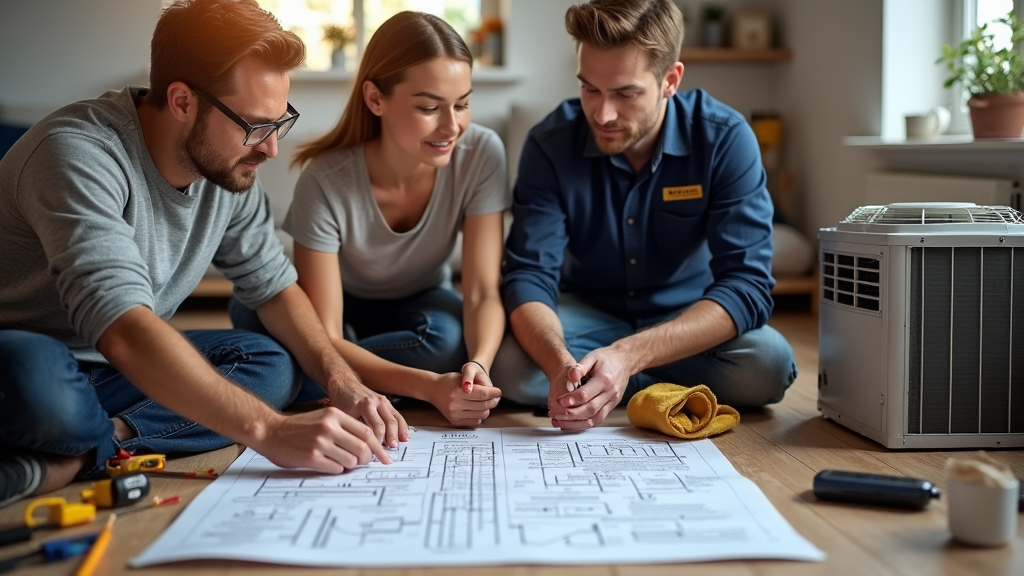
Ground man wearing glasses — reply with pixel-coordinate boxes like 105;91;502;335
0;0;407;508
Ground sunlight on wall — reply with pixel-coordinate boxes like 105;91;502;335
257;0;480;72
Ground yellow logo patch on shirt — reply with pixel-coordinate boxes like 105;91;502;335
662;185;703;201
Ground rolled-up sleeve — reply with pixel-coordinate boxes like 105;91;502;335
214;180;297;310
701;121;775;334
501;132;569;313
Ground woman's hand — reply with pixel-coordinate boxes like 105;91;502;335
427;370;502;427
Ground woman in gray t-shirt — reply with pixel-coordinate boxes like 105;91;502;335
243;12;509;426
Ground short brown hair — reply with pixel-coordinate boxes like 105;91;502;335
564;0;684;78
147;0;305;108
292;11;472;169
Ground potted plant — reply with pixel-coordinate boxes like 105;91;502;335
701;4;727;48
323;23;356;70
938;11;1024;138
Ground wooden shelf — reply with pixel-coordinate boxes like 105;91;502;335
843;135;1024;151
679;48;792;62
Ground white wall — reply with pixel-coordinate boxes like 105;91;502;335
777;0;885;237
0;0;160;123
0;0;906;243
881;0;954;138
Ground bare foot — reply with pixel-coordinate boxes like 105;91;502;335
34;453;91;495
32;417;137;497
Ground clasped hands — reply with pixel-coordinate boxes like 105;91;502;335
547;347;631;430
426;361;502;427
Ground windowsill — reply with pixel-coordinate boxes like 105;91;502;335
844;135;1024;151
290;67;521;85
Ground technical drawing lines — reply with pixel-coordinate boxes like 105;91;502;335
424;441;500;550
514;522;606;547
516;439;687;470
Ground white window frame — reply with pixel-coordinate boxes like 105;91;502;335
946;0;1024;133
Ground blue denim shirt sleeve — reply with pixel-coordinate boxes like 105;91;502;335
700;119;775;334
501;129;568;313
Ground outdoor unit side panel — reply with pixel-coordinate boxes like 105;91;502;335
883;247;909;443
817;242;886;433
981;248;1012;434
818;304;885;433
950;248;981;434
1013;249;1024;433
908;247;922;434
921;247;952;434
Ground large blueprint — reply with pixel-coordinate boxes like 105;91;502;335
132;427;824;567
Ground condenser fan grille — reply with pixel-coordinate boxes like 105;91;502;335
840;203;1024;227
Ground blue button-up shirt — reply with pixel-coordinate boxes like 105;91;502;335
501;89;775;334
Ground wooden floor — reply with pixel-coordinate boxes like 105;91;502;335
2;309;1022;575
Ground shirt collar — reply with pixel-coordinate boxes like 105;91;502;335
582;95;690;172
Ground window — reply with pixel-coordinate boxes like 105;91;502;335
257;0;485;72
971;0;1015;48
944;0;1023;131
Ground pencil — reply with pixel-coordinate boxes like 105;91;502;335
74;513;115;576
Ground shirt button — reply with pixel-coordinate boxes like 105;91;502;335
629;258;637;265
627;218;635;225
628;290;635;297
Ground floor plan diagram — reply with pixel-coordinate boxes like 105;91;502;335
133;427;824;567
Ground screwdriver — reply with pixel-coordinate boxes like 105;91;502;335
0;532;99;573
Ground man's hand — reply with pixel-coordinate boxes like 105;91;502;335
428;371;502;427
328;382;409;448
549;347;631;430
256;408;393;473
546;360;584;420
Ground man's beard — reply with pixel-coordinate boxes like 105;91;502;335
178;114;266;193
589;95;662;156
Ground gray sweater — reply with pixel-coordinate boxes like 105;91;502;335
0;86;296;363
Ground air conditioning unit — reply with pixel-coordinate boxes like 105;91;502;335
817;202;1024;449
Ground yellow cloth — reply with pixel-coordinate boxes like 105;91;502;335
626;383;740;439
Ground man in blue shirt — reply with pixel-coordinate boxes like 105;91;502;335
492;0;797;430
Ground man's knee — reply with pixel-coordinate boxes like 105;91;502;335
219;331;301;410
721;327;797;406
647;326;796;408
0;331;101;444
490;333;549;407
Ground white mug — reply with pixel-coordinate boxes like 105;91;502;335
905;106;950;139
947;475;1019;546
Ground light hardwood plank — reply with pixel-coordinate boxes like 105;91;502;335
2;312;1021;575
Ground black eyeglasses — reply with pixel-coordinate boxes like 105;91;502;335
191;87;299;147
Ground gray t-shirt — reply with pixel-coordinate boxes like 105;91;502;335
283;123;509;299
0;86;297;362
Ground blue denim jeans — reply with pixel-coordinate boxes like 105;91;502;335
490;294;798;408
0;329;301;478
230;287;468;402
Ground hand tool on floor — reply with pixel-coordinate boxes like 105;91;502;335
73;512;115;576
106;452;217;479
0;532;99;573
0;497;96;548
80;473;150;508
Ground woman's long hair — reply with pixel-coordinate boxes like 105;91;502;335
291;12;472;169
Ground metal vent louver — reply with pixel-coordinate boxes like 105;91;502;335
837;202;1024;233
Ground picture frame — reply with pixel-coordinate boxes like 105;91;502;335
730;10;773;50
